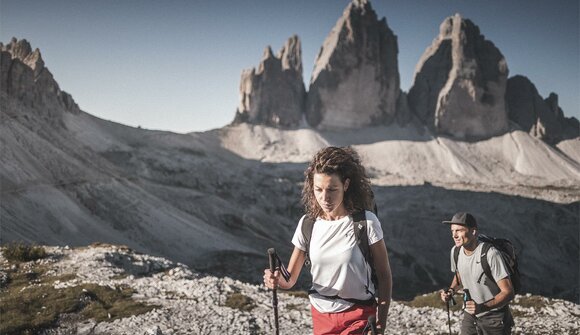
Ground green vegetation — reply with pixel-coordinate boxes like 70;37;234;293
283;290;309;299
0;251;157;335
224;292;256;311
285;303;303;311
512;295;549;309
510;295;550;317
2;242;47;262
401;291;462;311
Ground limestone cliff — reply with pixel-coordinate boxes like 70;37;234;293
233;35;305;128
1;38;80;120
506;75;579;144
305;0;401;130
408;14;509;139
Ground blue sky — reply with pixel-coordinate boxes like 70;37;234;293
1;0;578;133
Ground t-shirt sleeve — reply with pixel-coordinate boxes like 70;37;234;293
450;246;457;273
365;211;384;245
487;247;510;282
291;215;307;251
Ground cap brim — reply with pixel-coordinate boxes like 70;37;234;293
442;221;466;225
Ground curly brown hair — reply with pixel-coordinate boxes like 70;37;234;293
302;146;374;219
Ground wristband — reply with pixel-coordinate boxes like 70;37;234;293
475;303;488;314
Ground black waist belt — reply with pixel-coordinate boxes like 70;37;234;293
308;289;376;306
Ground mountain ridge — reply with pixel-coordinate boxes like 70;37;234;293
235;1;579;143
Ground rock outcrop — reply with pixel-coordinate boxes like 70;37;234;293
233;35;305;128
408;14;509;139
305;0;400;130
506;75;579;144
0;38;80;118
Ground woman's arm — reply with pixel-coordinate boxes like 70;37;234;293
264;246;306;290
371;240;392;334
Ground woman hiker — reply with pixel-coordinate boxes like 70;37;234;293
263;146;392;335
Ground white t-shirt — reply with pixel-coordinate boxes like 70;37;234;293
292;210;384;313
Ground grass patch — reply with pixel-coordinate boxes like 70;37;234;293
0;260;157;335
2;242;47;262
401;291;462;311
512;295;549;309
224;292;256;311
285;303;303;311
510;295;550;317
283;290;309;299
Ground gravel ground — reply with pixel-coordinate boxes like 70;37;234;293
4;245;578;335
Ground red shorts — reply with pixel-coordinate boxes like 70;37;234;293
311;304;376;335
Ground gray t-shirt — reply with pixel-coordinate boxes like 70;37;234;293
450;243;509;316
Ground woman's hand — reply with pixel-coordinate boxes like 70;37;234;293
263;269;280;289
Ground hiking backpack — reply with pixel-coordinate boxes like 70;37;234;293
453;234;521;293
301;207;379;296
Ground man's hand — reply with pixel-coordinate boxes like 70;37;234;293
464;300;476;314
465;300;489;315
440;288;454;302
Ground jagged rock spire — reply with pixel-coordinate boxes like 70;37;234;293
1;38;80;117
408;14;509;139
233;35;305;128
507;75;579;143
305;0;401;129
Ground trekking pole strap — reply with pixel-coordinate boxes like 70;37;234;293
274;253;291;282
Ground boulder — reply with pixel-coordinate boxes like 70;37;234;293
408;14;509;139
507;75;579;143
305;0;401;130
233;35;305;128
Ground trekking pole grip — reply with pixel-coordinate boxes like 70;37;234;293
268;248;277;274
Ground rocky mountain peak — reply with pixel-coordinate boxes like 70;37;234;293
2;38;46;77
233;35;305;128
506;75;579;143
277;34;302;73
306;0;401;129
3;37;33;60
408;14;509;139
1;38;80;117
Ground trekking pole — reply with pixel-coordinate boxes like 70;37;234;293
446;288;457;335
267;248;280;335
367;315;378;335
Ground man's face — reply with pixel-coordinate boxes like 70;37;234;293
450;224;475;247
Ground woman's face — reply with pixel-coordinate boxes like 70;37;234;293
313;173;349;218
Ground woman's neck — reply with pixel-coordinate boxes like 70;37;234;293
323;206;349;221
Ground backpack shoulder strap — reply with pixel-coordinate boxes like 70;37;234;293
479;242;496;286
453;246;460;265
301;216;315;265
352;210;369;260
352;210;378;296
453;246;461;286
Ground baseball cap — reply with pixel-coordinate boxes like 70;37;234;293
442;212;477;228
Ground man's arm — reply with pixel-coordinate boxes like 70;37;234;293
465;278;514;314
440;272;461;302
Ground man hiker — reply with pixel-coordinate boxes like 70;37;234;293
440;212;515;335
